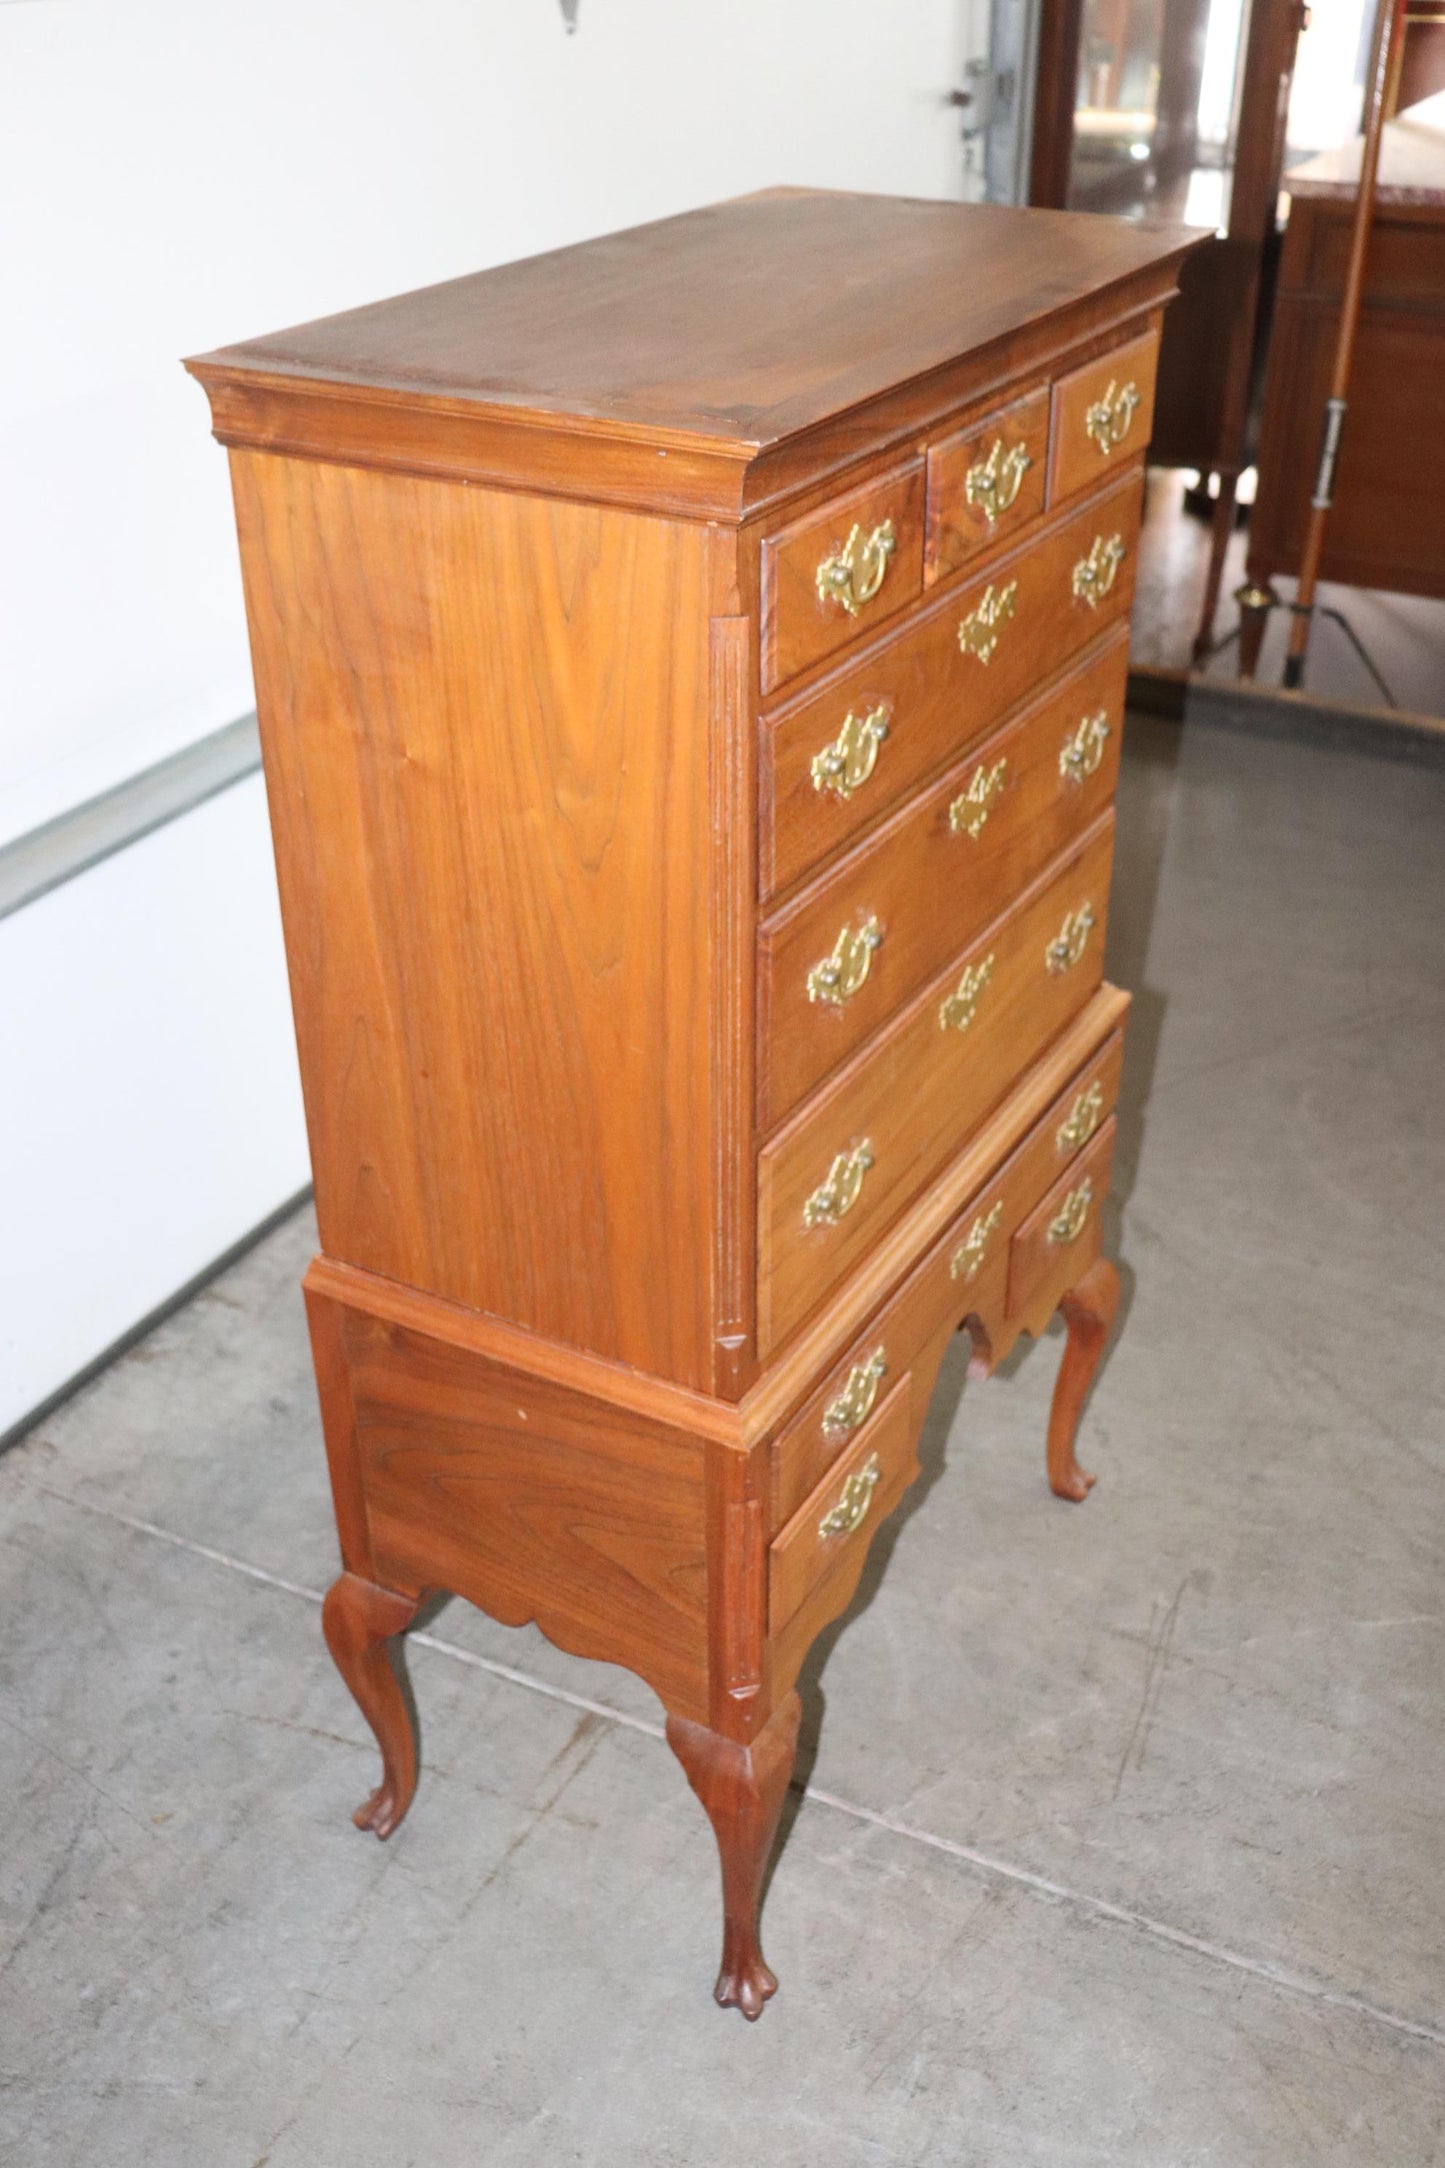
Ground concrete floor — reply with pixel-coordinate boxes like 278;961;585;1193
4;716;1445;2166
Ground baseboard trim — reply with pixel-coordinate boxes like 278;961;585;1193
0;713;262;924
0;1183;314;1459
1127;667;1445;766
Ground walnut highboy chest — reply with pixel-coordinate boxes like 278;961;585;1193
188;192;1194;2020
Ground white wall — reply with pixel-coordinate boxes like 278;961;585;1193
0;777;309;1428
0;0;969;1433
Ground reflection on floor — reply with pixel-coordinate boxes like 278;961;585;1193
1131;467;1445;718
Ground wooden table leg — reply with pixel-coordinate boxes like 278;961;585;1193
1191;470;1240;663
1046;1255;1120;1501
666;1692;802;2020
322;1570;425;1838
1235;579;1278;679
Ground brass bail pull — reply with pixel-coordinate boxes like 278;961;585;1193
818;1452;882;1539
804;1140;875;1228
966;437;1032;524
811;704;890;799
815;520;897;618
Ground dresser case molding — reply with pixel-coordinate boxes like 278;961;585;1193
188;189;1197;2021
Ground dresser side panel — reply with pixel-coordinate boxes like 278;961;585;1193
231;452;720;1386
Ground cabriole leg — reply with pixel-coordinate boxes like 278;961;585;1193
666;1692;802;2020
321;1570;425;1838
1047;1254;1121;1501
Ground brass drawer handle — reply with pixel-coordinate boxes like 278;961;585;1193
811;704;889;799
1048;1178;1094;1246
958;579;1018;664
815;520;897;618
807;916;882;1006
818;1451;882;1539
951;1200;1003;1283
1056;1081;1104;1154
823;1348;887;1437
1084;379;1142;455
1059;708;1111;782
1046;903;1096;975
965;438;1033;525
1072;534;1126;610
949;757;1009;839
939;952;994;1032
804;1140;874;1227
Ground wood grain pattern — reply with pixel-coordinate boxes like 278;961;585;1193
189;191;1198;520
926;383;1051;583
765;1339;944;1711
321;1572;426;1837
708;612;760;1398
191;192;1186;2018
1007;1117;1117;1318
758;633;1128;1127
1246;188;1445;599
305;1253;743;1446
1049;330;1160;504
758;817;1116;1356
302;993;1123;1462
760;477;1141;902
768;1027;1125;1530
667;1691;802;2020
338;1302;712;1723
768;1378;917;1632
1047;1256;1122;1501
761;459;926;691
744;983;1130;1440
304;1281;379;1582
233;453;722;1389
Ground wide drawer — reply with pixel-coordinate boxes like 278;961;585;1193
1007;1116;1117;1318
761;473;1142;901
758;815;1115;1356
769;1026;1125;1531
1050;329;1159;505
926;383;1050;584
758;630;1128;1128
769;1374;919;1633
761;459;927;693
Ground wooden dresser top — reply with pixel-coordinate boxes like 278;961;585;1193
187;190;1200;519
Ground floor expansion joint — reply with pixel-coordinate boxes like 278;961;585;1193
32;1477;1445;2056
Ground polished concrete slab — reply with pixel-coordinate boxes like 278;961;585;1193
3;714;1444;2165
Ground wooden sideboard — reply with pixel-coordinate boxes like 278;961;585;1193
187;191;1196;2019
1243;91;1445;658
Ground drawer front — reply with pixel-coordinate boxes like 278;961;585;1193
759;816;1115;1355
761;461;927;693
768;1025;1125;1531
769;1375;918;1633
762;474;1141;900
1050;330;1159;505
758;631;1128;1128
1007;1117;1117;1318
926;384;1050;584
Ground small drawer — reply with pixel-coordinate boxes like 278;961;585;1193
761;473;1142;900
758;817;1115;1356
1050;331;1159;504
769;1375;918;1633
927;385;1050;583
757;631;1128;1129
1007;1118;1117;1319
761;461;927;694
